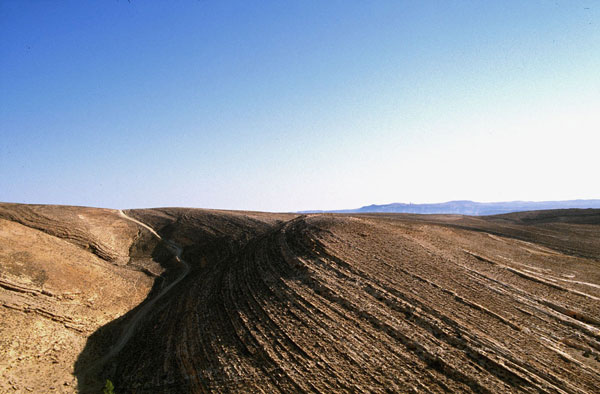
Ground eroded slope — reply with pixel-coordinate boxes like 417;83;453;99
2;205;598;393
0;204;165;393
108;210;600;393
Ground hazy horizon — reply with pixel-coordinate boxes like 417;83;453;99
2;198;600;216
2;1;599;212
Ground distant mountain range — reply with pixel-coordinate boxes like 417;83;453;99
300;199;600;216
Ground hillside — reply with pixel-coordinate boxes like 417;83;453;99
0;203;170;392
1;204;599;393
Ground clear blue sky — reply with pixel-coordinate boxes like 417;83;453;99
1;1;599;212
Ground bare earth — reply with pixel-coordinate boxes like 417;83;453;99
1;203;599;393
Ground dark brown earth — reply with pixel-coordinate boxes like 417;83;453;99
1;204;599;393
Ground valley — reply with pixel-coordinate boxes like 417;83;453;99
1;204;599;393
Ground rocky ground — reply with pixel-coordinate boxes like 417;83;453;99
1;204;599;393
0;204;166;393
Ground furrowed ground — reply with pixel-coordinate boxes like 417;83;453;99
1;204;599;393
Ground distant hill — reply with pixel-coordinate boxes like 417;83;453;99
301;199;600;215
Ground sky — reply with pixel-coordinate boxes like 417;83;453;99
1;1;599;212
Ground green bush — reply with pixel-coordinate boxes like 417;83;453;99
103;379;115;394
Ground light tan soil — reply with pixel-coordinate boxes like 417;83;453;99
1;204;599;393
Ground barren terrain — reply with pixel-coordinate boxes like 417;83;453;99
1;204;599;393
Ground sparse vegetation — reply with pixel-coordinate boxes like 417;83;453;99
103;379;115;394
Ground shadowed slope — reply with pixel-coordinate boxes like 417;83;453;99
106;210;600;393
1;204;598;392
75;208;297;392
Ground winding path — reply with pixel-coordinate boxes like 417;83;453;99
118;209;162;240
92;210;190;367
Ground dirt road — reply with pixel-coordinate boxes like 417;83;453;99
92;210;190;368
